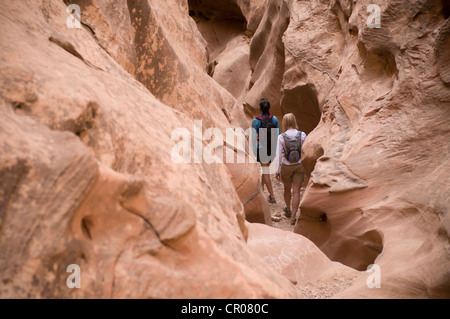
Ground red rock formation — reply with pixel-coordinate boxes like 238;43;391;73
1;0;449;299
288;0;450;297
244;0;290;116
0;0;292;298
247;222;358;287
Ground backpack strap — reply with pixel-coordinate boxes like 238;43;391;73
256;114;272;120
295;131;302;151
295;131;302;143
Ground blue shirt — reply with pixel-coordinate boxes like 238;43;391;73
251;114;280;155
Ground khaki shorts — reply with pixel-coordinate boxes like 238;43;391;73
281;163;305;184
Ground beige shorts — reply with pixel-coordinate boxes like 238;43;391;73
281;163;305;185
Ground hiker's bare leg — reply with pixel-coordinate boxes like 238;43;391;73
263;174;274;197
261;162;274;198
292;183;302;220
283;182;292;211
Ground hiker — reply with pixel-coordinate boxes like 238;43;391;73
275;113;306;225
252;98;280;204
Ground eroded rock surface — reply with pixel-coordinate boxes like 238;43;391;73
0;0;295;298
1;0;449;299
288;0;450;298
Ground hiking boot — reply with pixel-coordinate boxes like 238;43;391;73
268;195;276;204
283;207;291;218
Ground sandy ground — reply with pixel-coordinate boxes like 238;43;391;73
260;173;305;231
260;173;364;299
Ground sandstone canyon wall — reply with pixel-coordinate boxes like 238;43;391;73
289;0;450;298
0;0;449;299
0;0;289;298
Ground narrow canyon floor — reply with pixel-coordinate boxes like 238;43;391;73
261;173;303;232
260;172;364;299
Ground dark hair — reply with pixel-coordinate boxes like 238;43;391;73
259;98;270;114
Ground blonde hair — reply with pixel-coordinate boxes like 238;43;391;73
282;113;298;132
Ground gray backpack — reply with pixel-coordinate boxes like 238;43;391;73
282;131;302;163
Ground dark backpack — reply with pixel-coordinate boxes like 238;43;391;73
257;114;278;159
282;131;302;163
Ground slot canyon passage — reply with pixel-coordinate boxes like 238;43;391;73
0;0;449;299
